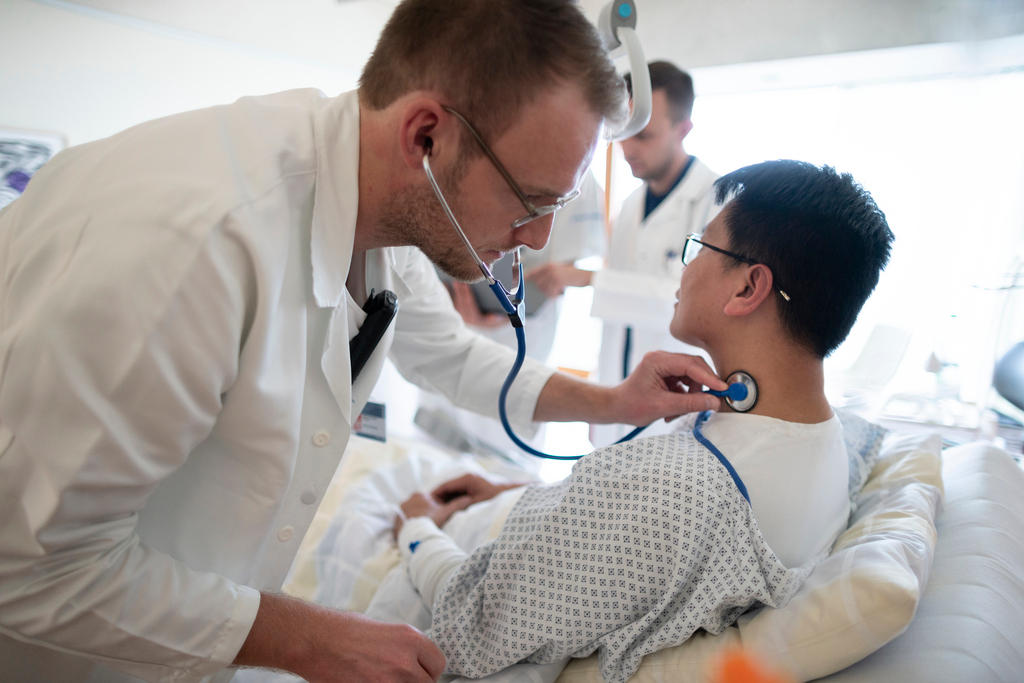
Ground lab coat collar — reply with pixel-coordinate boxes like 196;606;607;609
310;90;361;309
645;158;714;223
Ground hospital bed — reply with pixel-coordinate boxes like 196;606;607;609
267;421;1024;683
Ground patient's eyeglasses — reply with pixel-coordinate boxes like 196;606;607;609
442;105;581;229
681;233;792;302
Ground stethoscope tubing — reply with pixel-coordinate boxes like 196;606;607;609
497;318;648;460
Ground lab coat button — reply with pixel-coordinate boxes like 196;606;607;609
277;525;294;542
312;430;330;447
300;491;317;505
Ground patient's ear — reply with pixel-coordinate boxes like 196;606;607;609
723;263;774;317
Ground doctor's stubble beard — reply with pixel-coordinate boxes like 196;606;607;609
377;156;485;282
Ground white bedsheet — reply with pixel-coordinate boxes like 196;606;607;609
234;434;555;683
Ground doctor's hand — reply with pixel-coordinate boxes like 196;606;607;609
524;262;593;297
448;281;506;329
236;593;445;682
612;351;726;425
394;491;474;538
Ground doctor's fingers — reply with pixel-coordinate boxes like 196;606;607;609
305;615;444;682
644;351;727;392
657;391;722;421
666;376;704;394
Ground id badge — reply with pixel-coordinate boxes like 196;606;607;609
354;401;386;442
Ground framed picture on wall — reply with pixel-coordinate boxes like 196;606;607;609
1;127;66;209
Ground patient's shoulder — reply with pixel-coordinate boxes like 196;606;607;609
579;431;740;503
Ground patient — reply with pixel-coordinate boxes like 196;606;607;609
392;160;894;681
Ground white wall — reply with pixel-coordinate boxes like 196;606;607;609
0;0;370;146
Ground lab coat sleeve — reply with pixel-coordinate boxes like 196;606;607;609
0;220;261;680
386;248;555;433
398;517;469;610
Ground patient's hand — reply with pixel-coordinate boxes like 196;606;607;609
394;492;473;538
432;473;527;506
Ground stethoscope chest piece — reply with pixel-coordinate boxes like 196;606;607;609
723;370;758;413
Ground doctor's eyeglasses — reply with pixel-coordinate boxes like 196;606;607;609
681;233;792;302
441;106;580;229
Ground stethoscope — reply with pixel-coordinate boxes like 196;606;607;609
423;150;759;460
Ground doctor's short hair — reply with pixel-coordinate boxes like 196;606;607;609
359;0;627;146
713;160;894;358
624;61;695;123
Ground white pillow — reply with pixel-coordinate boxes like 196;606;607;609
835;408;889;498
557;430;943;683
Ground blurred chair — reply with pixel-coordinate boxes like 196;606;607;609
993;340;1024;411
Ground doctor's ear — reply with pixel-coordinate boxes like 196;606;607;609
397;100;446;170
723;263;774;317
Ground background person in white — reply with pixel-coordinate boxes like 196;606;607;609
527;62;720;443
0;2;728;682
449;170;606;364
392;160;896;675
418;170;606;456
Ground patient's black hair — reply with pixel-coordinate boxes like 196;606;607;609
713;160;894;358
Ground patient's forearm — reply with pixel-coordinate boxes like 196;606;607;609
399;518;469;609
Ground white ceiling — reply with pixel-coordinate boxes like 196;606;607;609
57;0;402;73
54;0;1024;73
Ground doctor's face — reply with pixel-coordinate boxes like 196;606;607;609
619;89;689;185
423;85;602;281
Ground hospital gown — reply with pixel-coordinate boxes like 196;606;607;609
399;415;811;682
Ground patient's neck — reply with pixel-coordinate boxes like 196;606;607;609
709;340;832;424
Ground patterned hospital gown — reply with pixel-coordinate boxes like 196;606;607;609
428;425;809;682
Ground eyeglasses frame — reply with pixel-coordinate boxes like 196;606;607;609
441;105;580;229
681;233;792;302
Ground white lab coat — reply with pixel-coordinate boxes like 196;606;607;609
590;159;719;443
0;89;552;682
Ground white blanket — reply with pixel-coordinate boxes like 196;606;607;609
234;435;544;683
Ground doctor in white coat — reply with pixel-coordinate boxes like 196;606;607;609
527;62;720;444
0;4;726;683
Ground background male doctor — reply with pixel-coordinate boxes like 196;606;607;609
528;61;721;443
0;2;725;682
